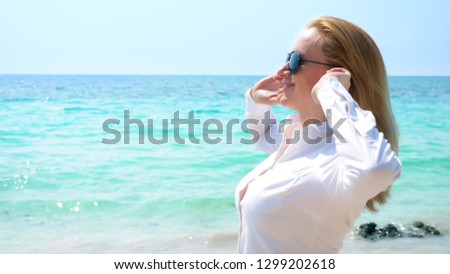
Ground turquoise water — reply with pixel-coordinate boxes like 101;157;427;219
0;75;449;253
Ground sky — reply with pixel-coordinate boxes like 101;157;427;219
1;0;449;76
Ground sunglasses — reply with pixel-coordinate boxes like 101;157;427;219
286;51;335;74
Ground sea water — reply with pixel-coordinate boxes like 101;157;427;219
0;75;449;253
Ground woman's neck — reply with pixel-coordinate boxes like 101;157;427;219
296;104;326;127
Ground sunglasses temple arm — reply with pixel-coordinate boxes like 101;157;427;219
302;58;335;67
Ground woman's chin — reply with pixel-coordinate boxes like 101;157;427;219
280;94;302;111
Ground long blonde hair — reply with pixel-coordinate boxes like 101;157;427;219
308;16;399;212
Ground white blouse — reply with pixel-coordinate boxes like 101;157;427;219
235;75;402;253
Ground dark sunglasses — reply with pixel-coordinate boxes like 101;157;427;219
286;51;335;74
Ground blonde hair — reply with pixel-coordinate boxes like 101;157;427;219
308;16;399;212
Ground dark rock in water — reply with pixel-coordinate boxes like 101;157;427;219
357;221;441;240
374;223;402;238
357;223;402;239
424;225;441;235
412;221;424;229
406;223;441;237
376;227;386;238
383;223;402;238
357;222;377;239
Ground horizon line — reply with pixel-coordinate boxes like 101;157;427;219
1;73;450;77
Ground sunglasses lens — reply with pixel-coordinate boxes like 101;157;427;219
285;52;292;63
289;51;300;74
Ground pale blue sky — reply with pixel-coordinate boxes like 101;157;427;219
1;0;449;75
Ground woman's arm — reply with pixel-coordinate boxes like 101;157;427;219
312;70;402;200
244;88;282;154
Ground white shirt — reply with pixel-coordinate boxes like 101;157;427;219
235;75;402;253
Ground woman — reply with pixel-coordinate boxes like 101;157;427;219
235;16;402;253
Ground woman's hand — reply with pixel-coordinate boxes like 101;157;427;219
326;68;351;90
250;63;290;106
311;67;351;104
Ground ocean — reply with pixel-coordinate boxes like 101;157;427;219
0;75;449;253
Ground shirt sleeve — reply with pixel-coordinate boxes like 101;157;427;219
244;89;282;154
314;75;402;201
